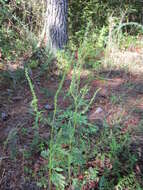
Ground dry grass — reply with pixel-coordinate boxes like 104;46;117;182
103;37;143;74
106;49;143;73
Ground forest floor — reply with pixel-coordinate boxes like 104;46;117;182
0;49;143;189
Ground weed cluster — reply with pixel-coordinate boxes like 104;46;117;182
24;49;141;189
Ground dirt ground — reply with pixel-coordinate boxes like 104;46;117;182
0;63;143;189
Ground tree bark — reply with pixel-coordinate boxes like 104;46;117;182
45;0;68;53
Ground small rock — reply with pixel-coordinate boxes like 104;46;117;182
95;107;103;114
37;82;41;85
88;107;104;122
51;77;55;81
44;104;54;110
1;112;9;121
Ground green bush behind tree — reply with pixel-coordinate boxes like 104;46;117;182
0;0;142;45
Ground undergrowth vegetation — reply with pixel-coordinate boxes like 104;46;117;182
23;49;142;189
0;1;143;190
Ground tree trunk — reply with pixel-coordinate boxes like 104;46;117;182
45;0;68;53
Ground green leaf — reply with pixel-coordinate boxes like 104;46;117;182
54;167;63;172
41;150;49;159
